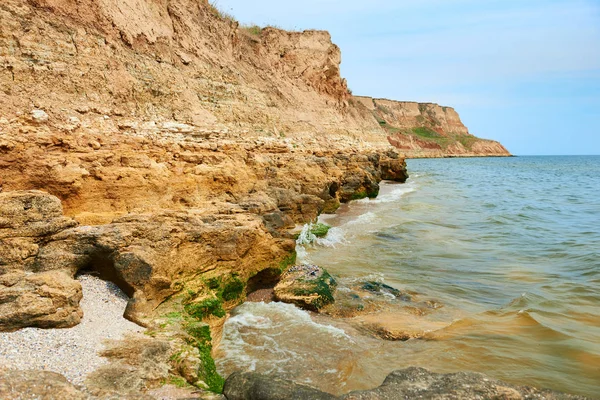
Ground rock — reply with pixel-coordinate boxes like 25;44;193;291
0;369;88;400
222;368;588;400
0;191;294;331
360;281;411;301
379;158;408;182
30;109;49;123
274;264;337;311
0;270;83;331
0;190;77;240
224;371;337;400
341;367;588;399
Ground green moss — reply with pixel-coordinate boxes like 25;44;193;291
185;321;212;345
198;344;224;393
184;321;224;393
367;187;379;199
184;298;226;319
350;190;368;200
292;270;337;310
163;311;182;320
206;277;222;290
168;375;190;388
321;198;340;214
279;251;297;272
310;223;331;238
221;276;245;301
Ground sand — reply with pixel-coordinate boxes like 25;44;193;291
0;275;144;385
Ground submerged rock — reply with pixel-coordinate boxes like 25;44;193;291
274;264;337;311
224;371;337;400
341;367;588;399
360;281;412;301
222;368;588;400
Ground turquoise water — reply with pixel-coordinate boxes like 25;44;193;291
217;156;600;397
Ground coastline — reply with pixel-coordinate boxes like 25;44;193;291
2;158;598;399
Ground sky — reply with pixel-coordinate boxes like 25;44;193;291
213;0;600;155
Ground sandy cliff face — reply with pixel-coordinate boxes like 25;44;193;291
0;0;507;395
0;0;508;155
353;97;510;157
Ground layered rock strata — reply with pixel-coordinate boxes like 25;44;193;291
353;97;510;157
0;0;508;157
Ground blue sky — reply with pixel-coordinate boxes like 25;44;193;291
214;0;600;155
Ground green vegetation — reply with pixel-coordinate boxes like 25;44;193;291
167;375;190;388
412;126;442;139
456;134;478;150
208;1;236;22
242;24;262;36
163;311;182;320
367;186;379;198
292;270;337;310
350;187;378;200
221;275;245;301
350;190;368;200
185;321;224;393
184;298;226;319
279;251;297;272
310;223;331;238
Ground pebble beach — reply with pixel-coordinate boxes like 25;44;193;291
0;275;144;385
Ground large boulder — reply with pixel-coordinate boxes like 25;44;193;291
274;264;337;311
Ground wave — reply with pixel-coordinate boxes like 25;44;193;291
217;302;354;375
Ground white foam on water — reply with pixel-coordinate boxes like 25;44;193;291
315;226;346;247
346;211;377;226
218;302;353;375
370;184;416;204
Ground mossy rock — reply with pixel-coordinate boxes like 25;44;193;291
274;264;337;311
182;321;225;393
184;298;225;319
310;223;331;238
321;198;340;214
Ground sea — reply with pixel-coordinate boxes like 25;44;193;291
215;156;600;398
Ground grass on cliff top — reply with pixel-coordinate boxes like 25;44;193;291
242;24;262;36
208;1;236;22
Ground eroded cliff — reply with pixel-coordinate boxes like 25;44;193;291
0;0;508;397
0;0;509;158
353;97;510;157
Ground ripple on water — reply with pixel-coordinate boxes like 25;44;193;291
218;157;600;398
